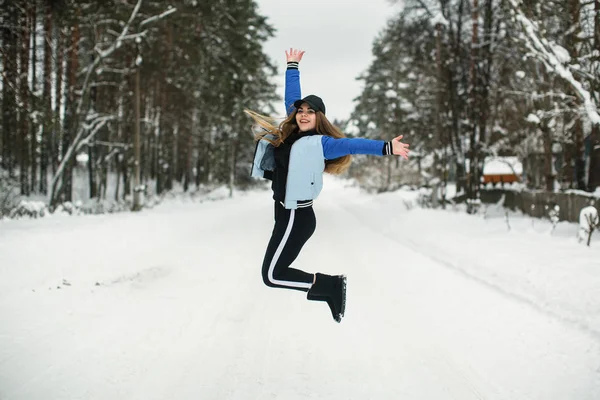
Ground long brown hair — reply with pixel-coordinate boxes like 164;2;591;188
244;109;352;175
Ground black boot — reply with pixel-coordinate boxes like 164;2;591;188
307;292;337;322
307;273;346;322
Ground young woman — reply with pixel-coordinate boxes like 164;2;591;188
246;48;409;323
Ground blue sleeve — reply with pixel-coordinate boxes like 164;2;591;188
285;69;301;116
322;136;386;159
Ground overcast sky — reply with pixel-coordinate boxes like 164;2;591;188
255;0;401;122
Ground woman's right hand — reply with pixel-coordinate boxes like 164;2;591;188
286;48;305;63
391;135;410;160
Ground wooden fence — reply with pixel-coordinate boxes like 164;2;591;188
476;189;600;223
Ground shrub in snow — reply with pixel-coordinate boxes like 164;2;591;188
9;200;48;219
578;205;599;247
59;199;132;215
466;197;481;214
53;201;80;216
0;172;19;219
417;187;432;208
546;204;560;233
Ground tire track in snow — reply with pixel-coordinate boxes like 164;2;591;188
337;200;600;343
315;198;497;400
324;193;599;399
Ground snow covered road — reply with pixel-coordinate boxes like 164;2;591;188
1;180;599;399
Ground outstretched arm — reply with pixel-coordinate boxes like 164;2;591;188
322;135;410;160
284;48;305;116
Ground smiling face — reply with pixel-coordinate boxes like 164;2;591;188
296;103;317;132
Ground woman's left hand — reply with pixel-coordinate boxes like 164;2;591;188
392;135;410;160
286;48;305;63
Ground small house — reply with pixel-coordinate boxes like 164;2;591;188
483;156;523;185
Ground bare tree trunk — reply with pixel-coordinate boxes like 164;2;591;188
148;81;159;183
542;123;555;191
132;57;142;210
114;157;121;201
160;84;172;193
2;4;18;175
30;2;38;194
204;133;212;184
87;87;97;199
573;118;586;189
60;16;80;204
434;21;448;206
19;5;31;196
121;150;130;201
154;87;163;193
561;122;574;188
446;0;468;194
467;0;480;212
118;65;132;201
564;0;587;190
478;0;493;172
141;90;151;184
184;109;196;192
40;0;52;194
53;26;64;176
229;133;236;197
588;0;600;191
196;112;209;186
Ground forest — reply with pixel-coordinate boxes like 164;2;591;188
0;0;599;217
349;0;599;204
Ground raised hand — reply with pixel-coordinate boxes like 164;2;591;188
392;135;410;160
285;48;305;63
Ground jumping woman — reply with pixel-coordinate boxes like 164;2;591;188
246;48;410;323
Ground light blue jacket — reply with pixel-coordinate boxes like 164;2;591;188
251;68;388;209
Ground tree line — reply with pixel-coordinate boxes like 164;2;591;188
0;0;277;211
349;0;600;206
2;0;599;216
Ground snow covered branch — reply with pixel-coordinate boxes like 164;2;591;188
77;116;117;150
78;3;177;116
50;1;178;206
78;0;144;116
140;7;177;28
49;115;117;205
506;0;600;125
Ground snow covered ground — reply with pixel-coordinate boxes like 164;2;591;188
1;176;599;399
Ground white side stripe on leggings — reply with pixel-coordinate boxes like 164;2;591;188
267;209;313;290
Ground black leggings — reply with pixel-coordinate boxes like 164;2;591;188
261;201;316;292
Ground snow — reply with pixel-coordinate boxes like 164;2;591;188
75;152;89;164
526;113;541;124
483;156;523;175
430;12;449;28
565;188;600;199
551;43;571;64
1;176;600;399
